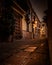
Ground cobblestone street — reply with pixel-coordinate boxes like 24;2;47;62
0;39;50;65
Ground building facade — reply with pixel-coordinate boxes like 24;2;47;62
40;22;48;39
0;0;41;42
11;0;41;41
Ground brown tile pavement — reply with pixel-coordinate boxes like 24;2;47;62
0;39;50;65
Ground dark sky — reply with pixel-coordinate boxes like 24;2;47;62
30;0;48;21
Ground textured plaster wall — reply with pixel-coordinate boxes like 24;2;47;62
22;16;27;31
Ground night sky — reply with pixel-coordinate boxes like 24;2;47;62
30;0;48;21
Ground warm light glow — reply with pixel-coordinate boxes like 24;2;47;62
33;24;36;28
24;47;37;52
35;21;37;24
33;21;37;28
22;16;27;30
40;26;46;35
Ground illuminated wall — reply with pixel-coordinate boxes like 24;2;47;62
40;22;47;38
33;20;38;34
22;15;27;31
22;15;32;39
29;22;32;32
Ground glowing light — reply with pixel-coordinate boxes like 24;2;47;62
35;21;37;24
24;47;37;52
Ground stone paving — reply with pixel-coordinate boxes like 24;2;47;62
0;39;50;65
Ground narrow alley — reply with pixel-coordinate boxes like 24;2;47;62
0;0;51;65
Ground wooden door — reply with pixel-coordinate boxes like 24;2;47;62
14;14;22;39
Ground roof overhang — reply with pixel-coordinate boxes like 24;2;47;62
11;1;26;16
